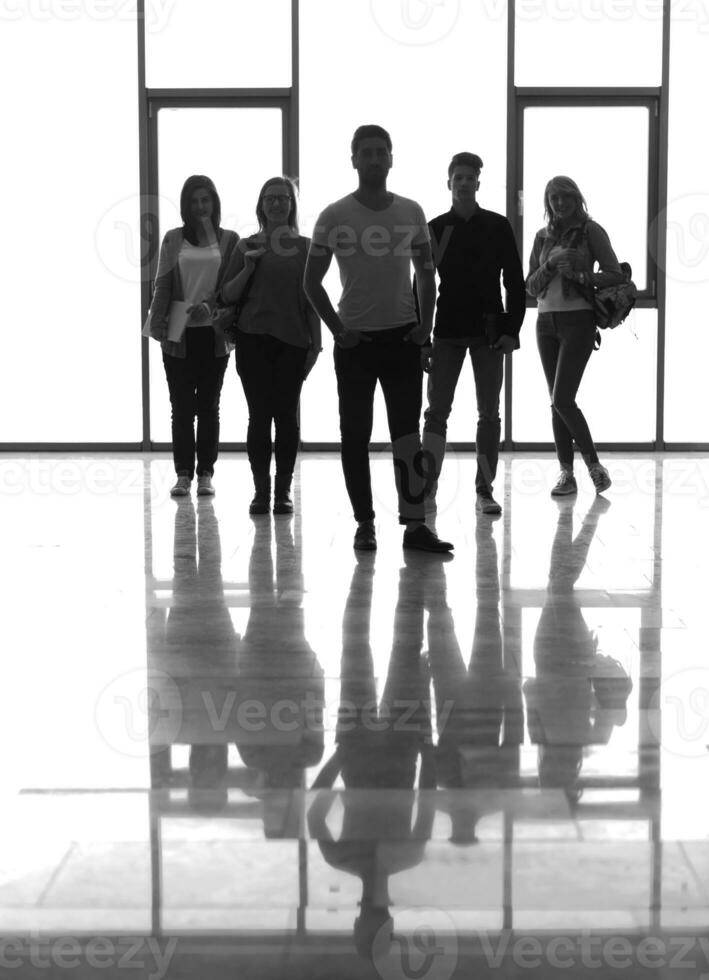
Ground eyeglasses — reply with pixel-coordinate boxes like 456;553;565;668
263;194;291;204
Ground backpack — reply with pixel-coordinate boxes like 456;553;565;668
593;261;637;330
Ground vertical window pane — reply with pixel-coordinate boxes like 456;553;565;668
515;0;662;86
0;12;141;441
514;309;656;444
145;0;291;88
663;16;709;442
299;0;508;442
149;107;283;444
521;106;649;290
515;105;654;443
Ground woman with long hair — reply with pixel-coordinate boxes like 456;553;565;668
221;176;321;515
148;175;239;497
526;176;624;497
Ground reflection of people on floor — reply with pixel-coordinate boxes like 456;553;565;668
148;503;324;832
524;498;632;802
307;555;435;959
427;520;523;843
235;516;324;836
147;497;241;811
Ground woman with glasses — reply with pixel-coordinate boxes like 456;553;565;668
147;174;238;498
221;176;321;515
526;176;624;498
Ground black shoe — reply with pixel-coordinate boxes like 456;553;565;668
249;492;270;515
475;493;502;515
354;521;377;551
403;524;454;553
273;492;294;515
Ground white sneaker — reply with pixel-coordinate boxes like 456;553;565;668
550;471;577;497
588;463;611;494
197;474;215;496
170;474;191;497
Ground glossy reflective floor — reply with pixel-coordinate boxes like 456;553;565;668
2;453;709;979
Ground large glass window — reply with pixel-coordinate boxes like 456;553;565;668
515;0;663;86
0;10;141;441
663;16;709;442
514;103;656;443
299;0;508;443
148;106;284;444
145;0;292;88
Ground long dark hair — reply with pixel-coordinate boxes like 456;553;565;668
180;174;222;245
255;176;299;233
544;175;590;237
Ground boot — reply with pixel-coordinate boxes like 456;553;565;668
273;473;293;515
249;476;271;515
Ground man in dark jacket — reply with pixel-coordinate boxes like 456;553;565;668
423;152;526;515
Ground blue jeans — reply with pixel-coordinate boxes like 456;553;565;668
536;311;599;468
422;338;504;496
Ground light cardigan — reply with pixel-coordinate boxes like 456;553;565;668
148;227;239;359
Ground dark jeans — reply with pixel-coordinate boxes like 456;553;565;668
334;324;427;524
235;330;307;492
162;329;229;478
536;311;598;468
422;338;504;496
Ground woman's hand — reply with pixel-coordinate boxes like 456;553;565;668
149;318;168;341
186;301;211;324
243;246;266;273
335;329;369;349
303;347;320;378
551;247;578;276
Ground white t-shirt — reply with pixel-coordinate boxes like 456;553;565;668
311;193;429;331
178;240;221;326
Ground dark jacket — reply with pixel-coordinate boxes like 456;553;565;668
526;219;624;302
429;206;526;345
148;227;239;359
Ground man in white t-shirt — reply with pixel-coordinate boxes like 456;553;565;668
304;125;453;554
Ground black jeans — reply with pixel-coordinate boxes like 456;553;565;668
536;311;599;468
334;325;427;524
235;331;307;492
422;338;504;496
162;329;229;478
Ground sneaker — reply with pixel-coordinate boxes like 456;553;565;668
273;492;294;515
196;474;215;496
475;493;502;515
588;463;612;495
249;492;270;515
550;471;578;497
170;474;191;497
353;520;377;551
403;524;454;553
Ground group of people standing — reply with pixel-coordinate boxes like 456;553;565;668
146;123;625;553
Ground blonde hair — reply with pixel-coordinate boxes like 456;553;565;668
543;175;589;233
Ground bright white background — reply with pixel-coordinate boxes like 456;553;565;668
0;1;706;443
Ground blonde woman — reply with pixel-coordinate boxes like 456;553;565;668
526;176;624;497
